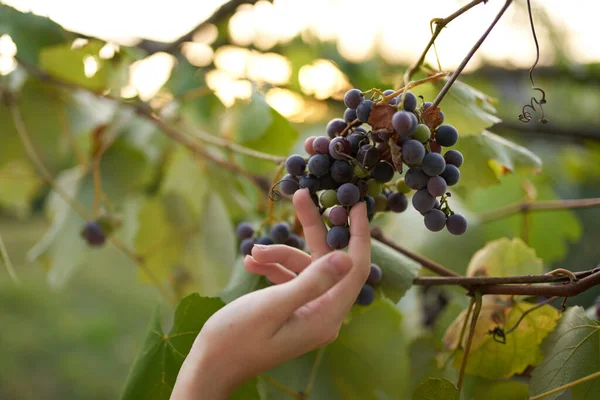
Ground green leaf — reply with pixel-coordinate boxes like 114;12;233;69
0;3;71;64
466;237;542;278
413;378;458;400
0;160;41;217
121;293;259;399
371;239;420;303
530;306;600;400
462;378;529;400
453;131;542;189
233;92;273;142
412;80;500;136
468;174;582;263
219;257;269;304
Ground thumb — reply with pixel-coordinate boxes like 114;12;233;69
273;251;353;314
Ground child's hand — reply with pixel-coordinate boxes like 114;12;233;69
171;189;371;399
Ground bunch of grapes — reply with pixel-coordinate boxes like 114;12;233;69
276;87;467;250
356;263;383;306
237;221;305;256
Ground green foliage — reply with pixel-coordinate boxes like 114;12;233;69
413;378;458;400
529;306;600;400
0;160;41;217
370;239;420;303
465;237;543;278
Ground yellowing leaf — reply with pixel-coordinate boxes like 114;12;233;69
451;301;560;379
466;237;543;277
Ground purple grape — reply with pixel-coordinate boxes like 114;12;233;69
383;89;397;105
329;206;348;226
371;161;395;183
329;137;352;160
424;209;447;232
280;174;300;195
388;192;408;213
326;118;347;138
256;236;274;245
436;125;459;147
270;222;291;244
396;91;418;112
422;153;446;177
405;167;429;190
356;100;374;123
344;107;358;123
285;154;306;176
337;183;360;206
365;195;375;220
402;139;425;165
299;174;320;193
307;154;331;177
357;144;380;168
367;264;383;284
412;189;436;213
331;160;354;183
81;222;106;247
356;284;375;306
312;136;331;155
319;173;339;190
446;214;468;235
344;89;363;109
285;234;304;250
392;111;418;137
347;132;368;154
427;176;447;197
444;150;464;168
357;180;368;198
240;238;254;255
236;222;254;239
441;165;460;186
326;226;350;249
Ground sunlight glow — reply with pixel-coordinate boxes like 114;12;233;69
265;88;304;120
205;69;252;107
99;43;119;59
0;35;17;76
299;60;351;100
129;52;175;101
83;56;99;78
182;42;215;67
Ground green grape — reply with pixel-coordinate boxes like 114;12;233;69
366;179;382;196
413;124;431;143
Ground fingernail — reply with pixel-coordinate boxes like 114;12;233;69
253;244;268;250
329;252;352;275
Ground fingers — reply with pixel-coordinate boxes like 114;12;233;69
251;244;311;273
270;251;353;316
243;255;296;284
293;189;330;259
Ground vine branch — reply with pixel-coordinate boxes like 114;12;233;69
457;291;482;392
478;197;600;222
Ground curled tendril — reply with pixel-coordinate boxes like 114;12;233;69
519;0;548;124
269;178;296;201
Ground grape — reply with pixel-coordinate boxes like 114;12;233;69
396;91;418;112
367;264;383;284
280;174;300;195
285;234;304;250
344;88;363;109
331;160;354;183
429;139;442;154
422;153;446;176
285;154;306;176
440;111;445;124
396;179;411;194
440;164;460;186
326;118;347;138
392;111;418;137
404;167;429;190
376;142;392;162
344;107;358;123
383;89;397;105
424;209;447;232
312;136;331;155
299;174;320;193
413;124;431;143
388;192;408;213
427;176;448;197
270;222;291;244
240;238;254;255
356;100;374;123
320;189;339;208
326;226;350;249
329;206;348;226
353;126;368;134
337;183;361;206
364;195;376;221
436;125;459;147
367;178;382;196
357;144;380;168
402;139;425;165
347;132;367;154
423;101;433;110
444;150;464;168
304;136;317;155
356;284;375;306
256;236;275;245
357;180;368;198
354;164;370;179
81;221;106;246
374;194;388;212
371;161;395;183
329;137;352;160
307;154;331;177
319;173;339;190
446;214;468;235
310;192;320;207
236;222;254;239
412;188;436;213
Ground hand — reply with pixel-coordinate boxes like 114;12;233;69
171;189;371;399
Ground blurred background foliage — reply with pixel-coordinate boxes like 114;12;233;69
1;0;599;398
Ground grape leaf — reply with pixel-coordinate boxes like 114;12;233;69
448;301;560;379
121;293;259;400
0;3;71;65
412;80;501;136
529;306;600;400
466;237;543;278
413;378;458;400
461;377;529;400
370;239;420;303
468;173;582;264
0;160;41;217
452;131;542;189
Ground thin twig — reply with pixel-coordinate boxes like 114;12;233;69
0;235;21;285
381;72;450;104
258;375;301;400
529;370;600;400
413;268;596;286
432;0;514;108
478;197;600;222
444;296;476;370
304;346;327;396
457;291;482;392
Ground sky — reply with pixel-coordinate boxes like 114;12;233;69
1;0;596;117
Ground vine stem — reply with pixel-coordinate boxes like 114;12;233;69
380;72;450;104
413;268;597;286
443;296;476;370
0;235;21;285
304;346;327;396
478;197;600;222
432;0;514;108
529;370;600;400
404;0;489;82
504;296;559;336
258;375;302;400
457;291;483;392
